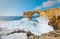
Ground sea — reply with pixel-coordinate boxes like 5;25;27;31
0;16;54;39
0;16;37;21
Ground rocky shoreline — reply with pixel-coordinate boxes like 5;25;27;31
1;28;60;39
27;30;60;39
1;30;60;39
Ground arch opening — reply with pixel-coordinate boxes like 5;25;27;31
31;12;40;20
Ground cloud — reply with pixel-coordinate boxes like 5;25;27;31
57;0;60;2
42;1;56;8
48;0;60;2
34;6;42;10
34;0;60;10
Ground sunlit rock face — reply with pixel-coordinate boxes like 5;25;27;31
23;12;34;19
27;30;60;39
48;15;60;30
23;8;60;20
23;8;60;30
23;10;46;19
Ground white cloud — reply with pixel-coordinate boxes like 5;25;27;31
48;0;60;2
57;0;60;2
34;0;60;10
34;6;42;10
42;1;56;8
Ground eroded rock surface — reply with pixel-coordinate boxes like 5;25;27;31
48;15;60;30
23;8;60;39
23;8;60;30
27;30;60;39
23;8;60;19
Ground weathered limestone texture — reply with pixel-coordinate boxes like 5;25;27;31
23;8;60;19
23;8;60;30
27;30;60;39
48;15;60;30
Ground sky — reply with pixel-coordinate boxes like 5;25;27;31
0;0;60;16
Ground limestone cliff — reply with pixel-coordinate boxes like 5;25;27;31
23;8;60;30
48;15;60;30
23;11;35;19
23;8;60;19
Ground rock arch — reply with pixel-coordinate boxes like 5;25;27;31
23;8;60;30
23;8;60;19
23;11;40;19
23;10;47;19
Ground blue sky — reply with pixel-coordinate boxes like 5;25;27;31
0;0;60;16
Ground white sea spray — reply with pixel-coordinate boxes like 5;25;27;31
0;17;54;39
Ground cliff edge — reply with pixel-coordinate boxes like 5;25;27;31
23;8;60;19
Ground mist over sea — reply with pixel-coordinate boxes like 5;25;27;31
0;16;54;39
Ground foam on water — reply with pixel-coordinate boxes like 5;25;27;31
0;16;54;39
1;33;27;39
18;17;54;36
36;16;54;33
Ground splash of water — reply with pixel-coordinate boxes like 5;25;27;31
0;17;54;36
36;17;54;34
18;17;54;36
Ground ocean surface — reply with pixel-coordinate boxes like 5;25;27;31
0;16;54;39
0;16;37;21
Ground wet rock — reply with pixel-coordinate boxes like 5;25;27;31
48;15;60;30
27;30;60;39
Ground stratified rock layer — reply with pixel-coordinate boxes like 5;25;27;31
27;30;60;39
23;8;60;19
23;8;60;30
23;8;60;39
48;15;60;30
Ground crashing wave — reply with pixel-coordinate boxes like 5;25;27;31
0;16;54;36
